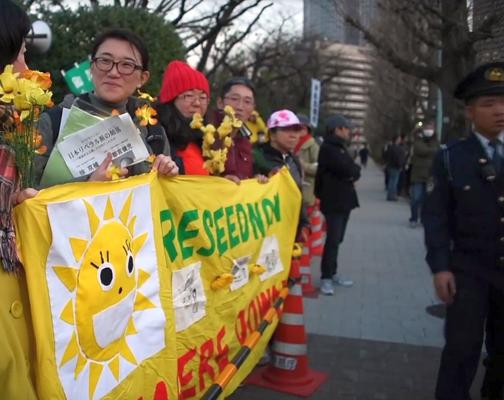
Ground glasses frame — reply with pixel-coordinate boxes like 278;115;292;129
179;92;209;104
92;56;143;76
223;95;255;108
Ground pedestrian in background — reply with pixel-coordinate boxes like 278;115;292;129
408;121;439;228
359;144;369;168
315;115;360;295
384;135;406;201
295;114;320;210
423;61;504;400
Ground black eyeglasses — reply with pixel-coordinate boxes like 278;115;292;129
92;57;143;75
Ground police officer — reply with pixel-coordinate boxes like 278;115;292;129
423;61;504;400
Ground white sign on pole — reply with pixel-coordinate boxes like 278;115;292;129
310;78;321;128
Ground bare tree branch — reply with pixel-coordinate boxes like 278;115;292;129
206;3;272;78
339;4;438;82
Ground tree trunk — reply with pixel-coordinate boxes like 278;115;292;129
437;0;475;142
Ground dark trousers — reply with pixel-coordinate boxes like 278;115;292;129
409;182;427;222
320;211;350;279
386;167;400;200
481;304;504;398
436;272;504;400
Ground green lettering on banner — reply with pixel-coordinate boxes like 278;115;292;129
225;206;240;249
261;193;281;226
247;202;265;240
236;204;250;242
177;209;199;260
214;207;228;255
160;209;178;262
197;210;216;257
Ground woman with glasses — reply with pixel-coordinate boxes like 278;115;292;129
36;29;178;186
156;60;210;175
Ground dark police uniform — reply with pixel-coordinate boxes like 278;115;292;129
423;62;504;400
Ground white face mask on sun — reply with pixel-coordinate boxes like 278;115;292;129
423;129;435;138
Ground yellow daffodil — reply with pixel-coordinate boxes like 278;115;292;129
217;122;232;138
202;124;216;135
21;69;52;90
223;136;233;147
147;154;156;164
204;132;215;145
137;89;156;102
106;164;122;181
135;104;158;126
210;273;234;290
0;65;19;104
29;86;53;107
250;264;266;275
0;65;53;188
190;112;204;129
223;105;235;115
13;94;32;121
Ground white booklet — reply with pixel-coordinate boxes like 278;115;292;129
57;113;150;178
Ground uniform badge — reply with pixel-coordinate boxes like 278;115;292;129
485;67;504;82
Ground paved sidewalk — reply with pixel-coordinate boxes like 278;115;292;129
232;162;486;399
304;162;443;347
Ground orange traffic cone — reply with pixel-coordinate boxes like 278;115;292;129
300;239;318;298
246;257;327;397
310;206;325;256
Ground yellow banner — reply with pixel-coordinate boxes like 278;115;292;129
14;168;301;400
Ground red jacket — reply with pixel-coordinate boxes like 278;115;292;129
176;142;209;176
224;134;253;179
210;109;254;179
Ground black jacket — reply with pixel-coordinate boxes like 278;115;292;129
384;143;406;169
315;135;361;214
253;143;309;231
423;133;504;277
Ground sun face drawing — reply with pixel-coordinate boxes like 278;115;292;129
52;193;156;399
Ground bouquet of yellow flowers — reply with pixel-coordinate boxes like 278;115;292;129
190;105;242;175
0;64;53;188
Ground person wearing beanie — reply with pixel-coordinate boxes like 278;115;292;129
295;114;320;209
156;60;211;175
314;114;360;295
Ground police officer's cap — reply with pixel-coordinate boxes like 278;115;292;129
454;61;504;101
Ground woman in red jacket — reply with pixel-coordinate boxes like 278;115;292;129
156;60;210;175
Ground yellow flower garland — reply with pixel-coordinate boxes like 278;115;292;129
191;105;243;175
